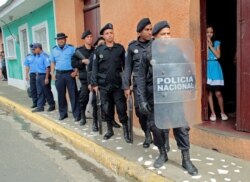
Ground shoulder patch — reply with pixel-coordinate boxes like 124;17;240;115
52;45;57;49
26;53;31;57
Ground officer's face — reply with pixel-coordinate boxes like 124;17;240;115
103;29;114;43
139;24;152;40
84;34;93;45
155;28;171;39
57;38;66;47
34;48;41;54
31;49;36;54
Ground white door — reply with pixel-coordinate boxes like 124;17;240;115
19;24;30;84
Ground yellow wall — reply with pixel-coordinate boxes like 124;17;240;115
100;0;202;125
54;0;84;46
54;0;202;126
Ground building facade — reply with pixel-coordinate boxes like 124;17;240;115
1;0;250;160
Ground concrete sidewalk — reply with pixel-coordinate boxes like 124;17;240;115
0;82;249;182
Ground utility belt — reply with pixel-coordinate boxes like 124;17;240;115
36;73;46;75
56;70;73;74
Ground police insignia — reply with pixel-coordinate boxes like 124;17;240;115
134;49;139;54
99;54;103;59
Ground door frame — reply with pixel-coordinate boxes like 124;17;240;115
18;23;30;85
200;0;209;121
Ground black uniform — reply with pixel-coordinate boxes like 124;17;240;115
123;40;151;130
71;46;94;124
123;39;152;147
91;43;130;142
137;42;191;150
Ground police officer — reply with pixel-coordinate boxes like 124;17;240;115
137;21;198;175
71;30;95;126
32;43;55;112
91;23;131;143
123;18;153;148
89;37;121;131
24;44;37;108
50;33;81;121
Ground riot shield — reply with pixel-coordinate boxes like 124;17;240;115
152;38;197;129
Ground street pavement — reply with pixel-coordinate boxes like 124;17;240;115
0;81;250;182
0;109;127;182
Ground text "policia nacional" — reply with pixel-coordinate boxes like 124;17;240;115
156;76;195;92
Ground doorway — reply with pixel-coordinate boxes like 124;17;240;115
201;0;237;124
18;24;30;84
83;0;100;43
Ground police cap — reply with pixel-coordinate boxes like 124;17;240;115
152;21;170;36
55;32;68;40
81;30;92;39
32;43;42;50
137;18;151;33
100;23;113;35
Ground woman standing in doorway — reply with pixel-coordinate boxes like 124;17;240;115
206;25;228;121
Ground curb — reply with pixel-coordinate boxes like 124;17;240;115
0;96;173;182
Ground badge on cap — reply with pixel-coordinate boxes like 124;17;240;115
99;54;103;59
134;49;139;54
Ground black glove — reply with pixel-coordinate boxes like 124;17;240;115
140;102;151;115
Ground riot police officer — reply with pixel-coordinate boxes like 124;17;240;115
71;30;94;126
32;43;55;113
137;21;198;175
50;33;81;121
24;44;37;108
91;23;131;143
123;18;153;148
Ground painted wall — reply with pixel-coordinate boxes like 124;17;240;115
54;0;202;124
54;0;84;46
2;1;55;82
99;0;202;124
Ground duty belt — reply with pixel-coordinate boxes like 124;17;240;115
56;70;73;74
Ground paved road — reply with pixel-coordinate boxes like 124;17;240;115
0;109;127;182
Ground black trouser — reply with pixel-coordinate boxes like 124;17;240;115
55;71;80;118
2;65;7;79
79;80;89;113
99;88;128;124
148;97;190;150
133;85;148;133
36;74;55;109
30;73;37;106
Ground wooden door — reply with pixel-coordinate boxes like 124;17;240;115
83;0;100;42
237;0;250;132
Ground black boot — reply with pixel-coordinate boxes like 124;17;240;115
122;123;132;143
112;120;121;128
181;150;198;176
153;147;168;168
143;129;153;148
163;130;170;152
103;121;114;140
79;110;86;125
92;118;98;132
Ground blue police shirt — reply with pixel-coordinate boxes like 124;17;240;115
36;51;50;73
50;44;75;71
24;54;36;73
